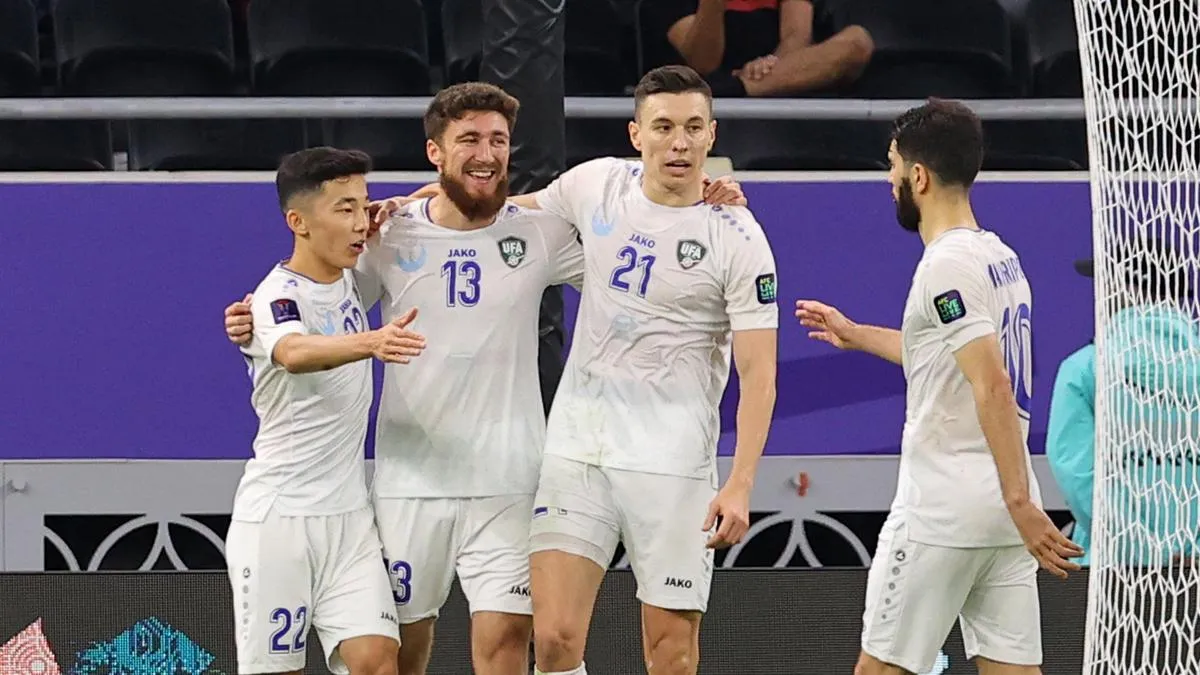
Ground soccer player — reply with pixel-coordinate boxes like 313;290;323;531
494;65;779;675
794;99;1085;675
227;147;424;675
225;83;744;675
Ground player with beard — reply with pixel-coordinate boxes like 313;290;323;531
222;82;746;675
795;99;1083;675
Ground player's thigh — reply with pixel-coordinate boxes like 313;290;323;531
373;496;459;623
860;515;979;675
225;514;313;675
959;546;1042;671
529;455;619;637
457;494;536;618
310;507;401;675
608;467;716;614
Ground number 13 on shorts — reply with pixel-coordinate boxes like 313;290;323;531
385;557;413;605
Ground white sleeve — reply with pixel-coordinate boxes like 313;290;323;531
353;242;385;310
533;158;619;223
541;214;585;289
723;211;779;332
249;284;307;364
918;253;996;352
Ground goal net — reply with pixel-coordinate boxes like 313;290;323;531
1074;2;1200;673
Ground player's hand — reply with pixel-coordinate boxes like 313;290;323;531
734;55;778;81
795;300;859;350
225;294;254;347
702;175;748;207
1010;501;1084;579
703;481;751;549
367;197;412;236
371;307;426;364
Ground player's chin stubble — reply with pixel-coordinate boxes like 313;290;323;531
440;169;509;222
895;178;921;233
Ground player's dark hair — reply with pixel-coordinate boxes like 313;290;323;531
633;65;713;116
275;146;373;211
424;82;520;143
890;98;984;189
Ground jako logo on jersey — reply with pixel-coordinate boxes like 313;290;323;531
629;233;656;248
664;577;693;589
591;209;615;237
676;239;707;269
498;236;527;268
449;248;477;257
395;245;428;272
509;585;531;597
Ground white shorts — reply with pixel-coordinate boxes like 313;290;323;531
861;513;1043;673
530;454;717;613
373;494;534;623
224;505;400;675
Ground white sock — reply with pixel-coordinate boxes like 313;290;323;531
534;664;587;675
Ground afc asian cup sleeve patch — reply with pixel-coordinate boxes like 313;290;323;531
932;290;967;324
755;273;777;304
270;298;301;324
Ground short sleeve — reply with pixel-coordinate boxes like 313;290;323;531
541;214;585;289
919;254;996;352
249;284;307;363
533;158;620;224
722;210;779;332
354;241;386;309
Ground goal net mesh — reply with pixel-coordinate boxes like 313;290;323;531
1074;2;1200;673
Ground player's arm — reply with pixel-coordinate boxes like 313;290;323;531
255;296;424;374
706;214;778;549
540;214;586;290
794;300;903;365
1045;349;1096;528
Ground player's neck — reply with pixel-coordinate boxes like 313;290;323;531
641;176;704;208
429;194;495;231
284;247;342;284
917;195;978;246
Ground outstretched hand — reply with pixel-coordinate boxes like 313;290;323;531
371;307;426;364
795;300;858;350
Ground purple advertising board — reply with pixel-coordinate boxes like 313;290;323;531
0;177;1093;460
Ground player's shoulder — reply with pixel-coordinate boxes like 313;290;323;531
253;264;304;298
707;204;769;249
497;200;571;229
378;198;432;241
919;230;993;276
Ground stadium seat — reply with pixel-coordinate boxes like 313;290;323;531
440;0;481;85
1021;0;1081;97
564;0;638;169
248;0;431;170
825;0;1017;98
52;0;300;170
0;0;113;171
0;0;39;95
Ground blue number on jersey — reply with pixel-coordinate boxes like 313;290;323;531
1000;302;1033;419
608;246;656;298
385;557;413;605
268;606;309;653
441;260;482;307
342;306;364;334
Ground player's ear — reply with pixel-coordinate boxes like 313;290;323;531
426;138;442;170
628;120;642;153
285;208;308;237
912;163;931;195
707;119;717;152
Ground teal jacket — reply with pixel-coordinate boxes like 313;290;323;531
1047;304;1200;566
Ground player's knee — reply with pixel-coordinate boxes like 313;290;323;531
645;632;695;675
532;620;586;667
473;615;532;664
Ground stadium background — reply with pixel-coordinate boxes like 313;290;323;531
1;0;1095;673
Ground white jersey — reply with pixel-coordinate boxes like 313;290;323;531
534;158;779;479
359;199;585;498
233;264;372;522
897;228;1043;547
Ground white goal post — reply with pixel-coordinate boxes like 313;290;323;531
1074;2;1200;674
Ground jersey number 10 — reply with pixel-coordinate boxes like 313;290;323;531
999;302;1033;420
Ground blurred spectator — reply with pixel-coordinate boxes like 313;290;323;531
645;0;872;97
1047;249;1200;567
